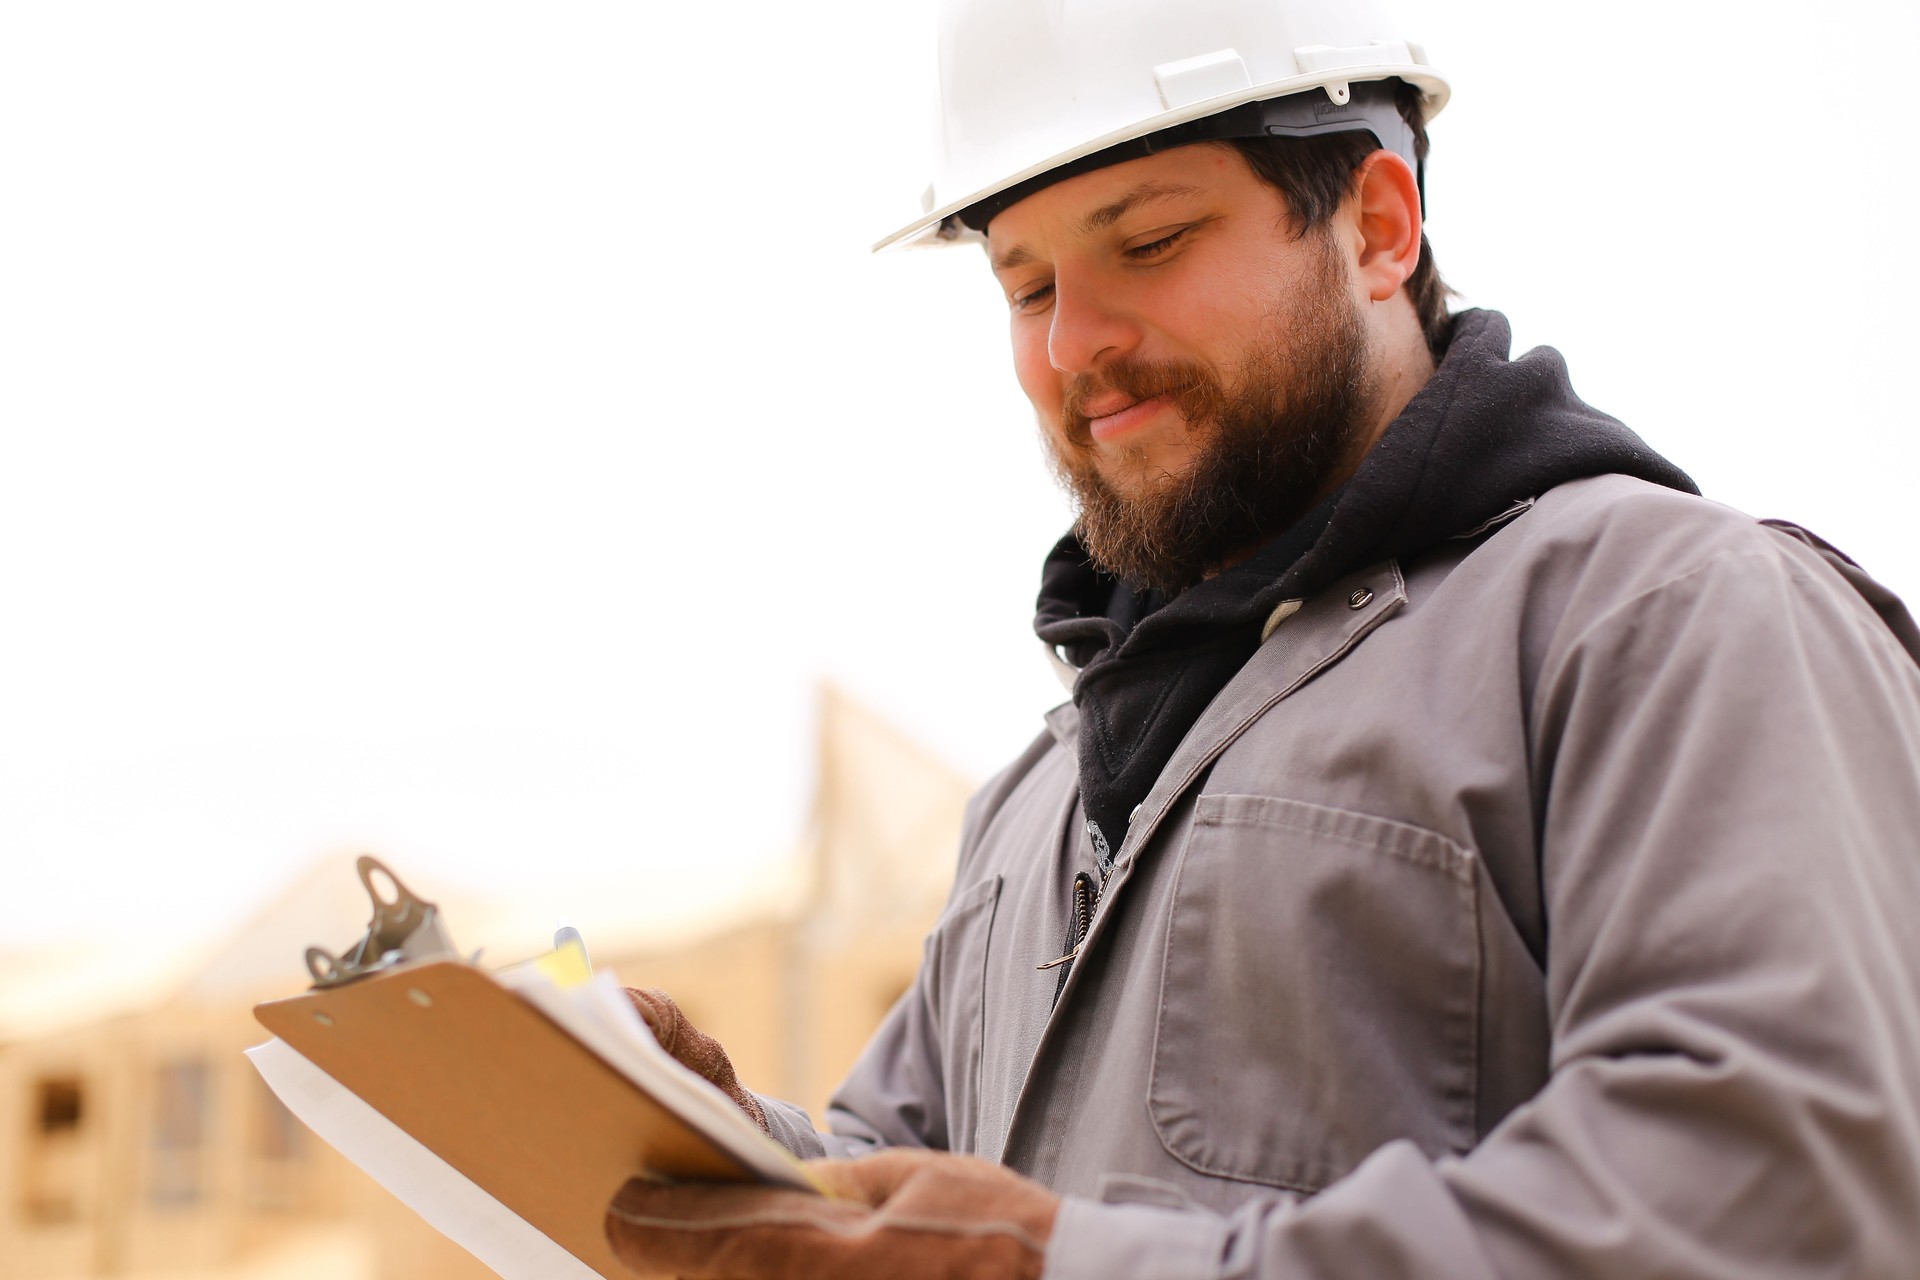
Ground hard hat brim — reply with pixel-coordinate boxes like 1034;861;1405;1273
871;65;1448;253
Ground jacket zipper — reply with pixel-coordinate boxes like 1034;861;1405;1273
1038;819;1120;998
1038;870;1100;999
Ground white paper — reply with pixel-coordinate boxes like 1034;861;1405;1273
245;1038;602;1280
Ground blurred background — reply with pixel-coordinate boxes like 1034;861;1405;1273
2;0;1915;1275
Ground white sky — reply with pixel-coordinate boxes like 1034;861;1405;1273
3;0;1915;956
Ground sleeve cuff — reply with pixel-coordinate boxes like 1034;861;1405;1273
751;1093;828;1160
1042;1195;1228;1280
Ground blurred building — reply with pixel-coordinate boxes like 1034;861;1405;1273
0;686;970;1280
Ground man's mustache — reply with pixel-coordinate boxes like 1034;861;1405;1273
1060;358;1221;440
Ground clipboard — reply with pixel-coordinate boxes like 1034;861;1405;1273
251;858;816;1280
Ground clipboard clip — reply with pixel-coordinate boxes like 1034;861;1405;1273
305;856;458;989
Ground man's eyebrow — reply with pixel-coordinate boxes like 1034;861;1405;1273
990;181;1207;274
1077;181;1205;236
991;243;1039;274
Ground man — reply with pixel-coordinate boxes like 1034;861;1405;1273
605;0;1920;1275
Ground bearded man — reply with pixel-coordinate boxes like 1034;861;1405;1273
602;2;1920;1277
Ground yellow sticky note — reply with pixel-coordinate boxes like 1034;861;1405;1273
532;937;593;989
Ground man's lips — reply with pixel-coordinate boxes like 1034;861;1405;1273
1084;392;1174;443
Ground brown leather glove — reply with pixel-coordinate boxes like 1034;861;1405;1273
624;988;767;1133
605;1148;1058;1280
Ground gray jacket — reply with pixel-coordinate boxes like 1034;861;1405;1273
762;474;1920;1279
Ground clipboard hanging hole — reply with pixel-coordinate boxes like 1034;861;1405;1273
407;988;433;1008
305;946;344;986
363;861;402;908
314;1012;335;1026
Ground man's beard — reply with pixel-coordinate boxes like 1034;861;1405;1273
1045;239;1373;596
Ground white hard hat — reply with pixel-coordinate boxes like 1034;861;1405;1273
875;0;1448;252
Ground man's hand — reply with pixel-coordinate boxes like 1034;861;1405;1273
604;1148;1059;1280
624;988;767;1133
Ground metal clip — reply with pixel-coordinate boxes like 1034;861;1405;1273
305;856;458;989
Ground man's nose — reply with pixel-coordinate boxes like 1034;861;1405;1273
1047;281;1141;375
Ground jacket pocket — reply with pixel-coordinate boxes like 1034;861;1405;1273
923;874;1002;1153
1149;794;1479;1193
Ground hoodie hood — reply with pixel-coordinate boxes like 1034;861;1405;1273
1035;309;1698;856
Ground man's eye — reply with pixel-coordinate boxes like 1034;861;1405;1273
1127;229;1187;259
1011;283;1054;313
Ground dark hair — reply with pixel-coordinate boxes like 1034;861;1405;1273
1227;80;1452;355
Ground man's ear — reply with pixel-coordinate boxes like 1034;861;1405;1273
1348;151;1424;303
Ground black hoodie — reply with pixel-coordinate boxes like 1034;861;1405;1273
1034;309;1699;860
